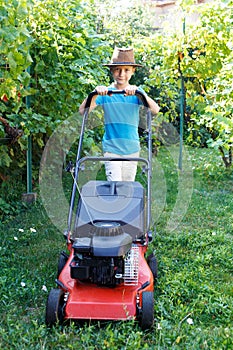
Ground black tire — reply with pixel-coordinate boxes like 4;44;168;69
147;254;158;281
45;288;65;326
139;291;154;330
57;251;69;278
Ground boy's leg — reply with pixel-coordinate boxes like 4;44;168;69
122;152;139;181
104;152;122;181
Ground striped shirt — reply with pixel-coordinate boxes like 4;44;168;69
95;87;145;155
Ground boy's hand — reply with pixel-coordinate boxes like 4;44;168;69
124;85;138;96
95;86;109;95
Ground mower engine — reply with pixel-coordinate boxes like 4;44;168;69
70;239;139;287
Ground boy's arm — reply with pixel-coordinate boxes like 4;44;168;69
79;86;109;115
79;95;97;115
145;95;160;115
124;85;160;115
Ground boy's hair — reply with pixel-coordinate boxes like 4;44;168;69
110;66;136;73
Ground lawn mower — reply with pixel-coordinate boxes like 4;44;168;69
45;90;158;330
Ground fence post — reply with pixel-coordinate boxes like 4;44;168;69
178;18;186;171
22;66;37;203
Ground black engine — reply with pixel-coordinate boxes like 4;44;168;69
70;254;124;286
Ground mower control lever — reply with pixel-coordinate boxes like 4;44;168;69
65;161;74;173
84;89;149;109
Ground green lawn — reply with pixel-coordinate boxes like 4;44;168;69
0;147;232;349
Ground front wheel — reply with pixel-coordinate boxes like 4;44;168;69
45;288;65;326
139;291;154;330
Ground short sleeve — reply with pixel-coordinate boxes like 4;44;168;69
95;95;104;105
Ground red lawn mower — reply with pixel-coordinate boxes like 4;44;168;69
45;90;158;330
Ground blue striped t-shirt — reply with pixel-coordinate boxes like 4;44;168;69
95;87;145;155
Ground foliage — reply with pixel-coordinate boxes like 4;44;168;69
0;0;109;181
147;0;233;165
0;0;33;104
0;148;232;349
184;1;233;166
29;0;109;119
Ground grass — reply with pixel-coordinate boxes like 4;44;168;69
0;147;233;349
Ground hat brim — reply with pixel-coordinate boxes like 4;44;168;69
103;63;142;67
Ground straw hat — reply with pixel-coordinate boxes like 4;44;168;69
104;47;142;67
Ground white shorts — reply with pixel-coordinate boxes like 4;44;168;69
104;151;139;181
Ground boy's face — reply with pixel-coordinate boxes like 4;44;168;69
111;65;135;88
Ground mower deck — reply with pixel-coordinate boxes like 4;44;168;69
59;245;153;321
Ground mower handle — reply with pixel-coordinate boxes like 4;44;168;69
84;89;149;109
68;89;152;232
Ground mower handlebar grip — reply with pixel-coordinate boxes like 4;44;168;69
84;89;149;109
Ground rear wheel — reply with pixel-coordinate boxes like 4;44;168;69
57;251;69;277
147;254;158;281
45;288;65;326
139;291;154;330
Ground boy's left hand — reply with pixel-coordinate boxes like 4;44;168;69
124;85;138;96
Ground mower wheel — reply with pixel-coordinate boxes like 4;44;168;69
139;291;154;330
147;254;158;281
45;288;65;326
57;251;69;277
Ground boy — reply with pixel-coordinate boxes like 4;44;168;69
79;47;160;181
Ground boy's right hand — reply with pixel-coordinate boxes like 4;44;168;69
95;86;109;95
